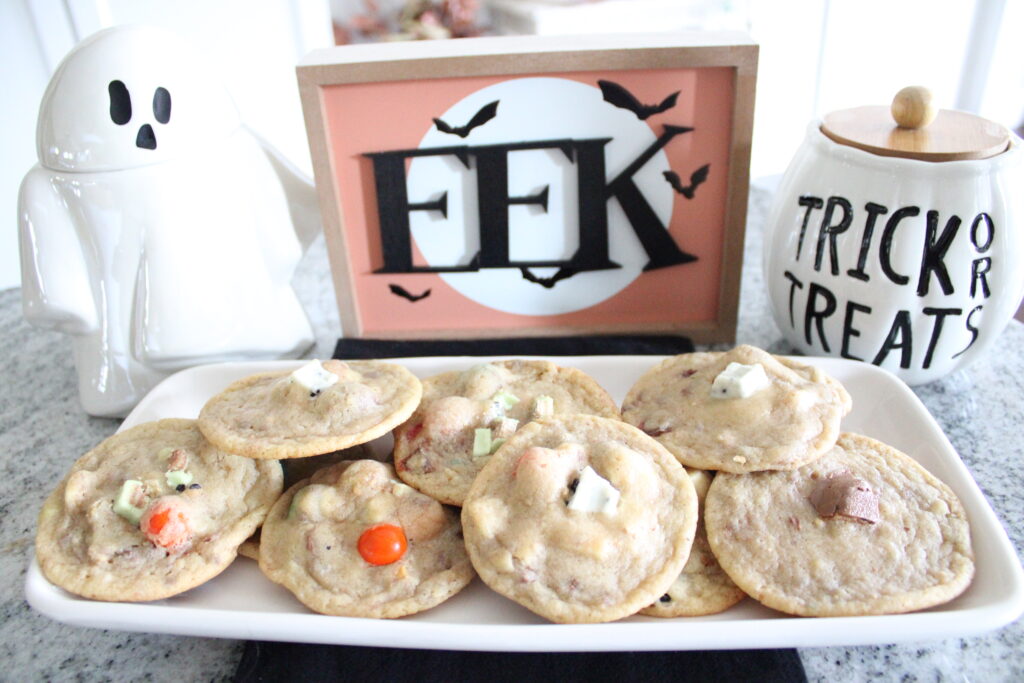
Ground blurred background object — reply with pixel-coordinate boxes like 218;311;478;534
3;0;1021;294
330;0;487;42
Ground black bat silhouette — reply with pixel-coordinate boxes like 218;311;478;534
433;100;499;137
663;164;710;199
519;267;577;289
598;80;679;120
388;284;431;302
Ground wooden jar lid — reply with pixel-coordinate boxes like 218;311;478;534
821;86;1010;162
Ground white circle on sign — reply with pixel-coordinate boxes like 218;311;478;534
407;77;674;315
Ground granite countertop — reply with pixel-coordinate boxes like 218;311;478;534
1;188;1021;680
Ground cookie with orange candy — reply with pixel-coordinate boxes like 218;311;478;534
258;459;474;618
35;418;282;601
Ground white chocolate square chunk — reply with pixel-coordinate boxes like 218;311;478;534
290;360;339;393
711;362;770;399
567;466;620;515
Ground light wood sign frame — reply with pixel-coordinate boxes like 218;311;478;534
298;33;757;342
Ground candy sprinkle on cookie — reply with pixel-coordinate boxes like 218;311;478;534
198;359;422;459
621;345;851;473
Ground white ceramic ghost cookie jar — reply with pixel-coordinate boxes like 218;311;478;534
18;25;319;417
763;87;1023;385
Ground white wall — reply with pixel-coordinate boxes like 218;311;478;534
978;0;1024;129
746;0;826;181
482;0;1023;180
1;1;54;294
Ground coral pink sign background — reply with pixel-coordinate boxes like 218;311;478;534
320;67;735;335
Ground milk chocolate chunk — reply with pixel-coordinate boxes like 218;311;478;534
808;469;880;524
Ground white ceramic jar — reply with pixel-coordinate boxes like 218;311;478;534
18;26;318;417
763;110;1023;385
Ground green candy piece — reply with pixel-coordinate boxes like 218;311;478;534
492;391;520;410
113;480;145;525
473;428;493;457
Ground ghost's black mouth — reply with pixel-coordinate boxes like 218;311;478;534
136;124;157;150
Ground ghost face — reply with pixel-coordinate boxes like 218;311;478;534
36;25;240;172
107;79;172;150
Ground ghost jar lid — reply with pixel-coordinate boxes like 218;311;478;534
35;25;240;173
820;86;1011;162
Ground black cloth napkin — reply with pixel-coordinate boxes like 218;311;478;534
235;642;806;682
236;335;805;683
333;334;695;359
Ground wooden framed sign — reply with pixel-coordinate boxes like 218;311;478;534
297;33;757;342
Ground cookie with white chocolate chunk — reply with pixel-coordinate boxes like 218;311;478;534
258;459;473;618
461;414;697;624
198;359;422;459
704;433;974;617
394;359;619;506
35;419;282;601
621;345;851;473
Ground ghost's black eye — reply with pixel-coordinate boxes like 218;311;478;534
108;80;131;125
153;87;171;124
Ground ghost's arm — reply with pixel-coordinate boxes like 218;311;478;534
18;167;98;334
248;127;322;252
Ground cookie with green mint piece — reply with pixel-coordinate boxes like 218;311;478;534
36;418;282;601
393;359;619;506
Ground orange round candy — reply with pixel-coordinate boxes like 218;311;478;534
140;496;193;552
357;524;407;565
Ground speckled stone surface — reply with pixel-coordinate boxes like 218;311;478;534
2;189;1021;680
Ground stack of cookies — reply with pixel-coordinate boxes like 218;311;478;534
390;358;700;623
35;347;974;625
621;345;974;618
36;358;475;618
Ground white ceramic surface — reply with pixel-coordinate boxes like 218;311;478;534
763;123;1024;385
25;356;1024;651
17;26;316;418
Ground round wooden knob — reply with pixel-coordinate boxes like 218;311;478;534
891;86;937;129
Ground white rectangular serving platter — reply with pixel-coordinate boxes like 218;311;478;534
26;356;1024;651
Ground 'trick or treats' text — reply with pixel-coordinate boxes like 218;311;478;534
780;195;994;370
